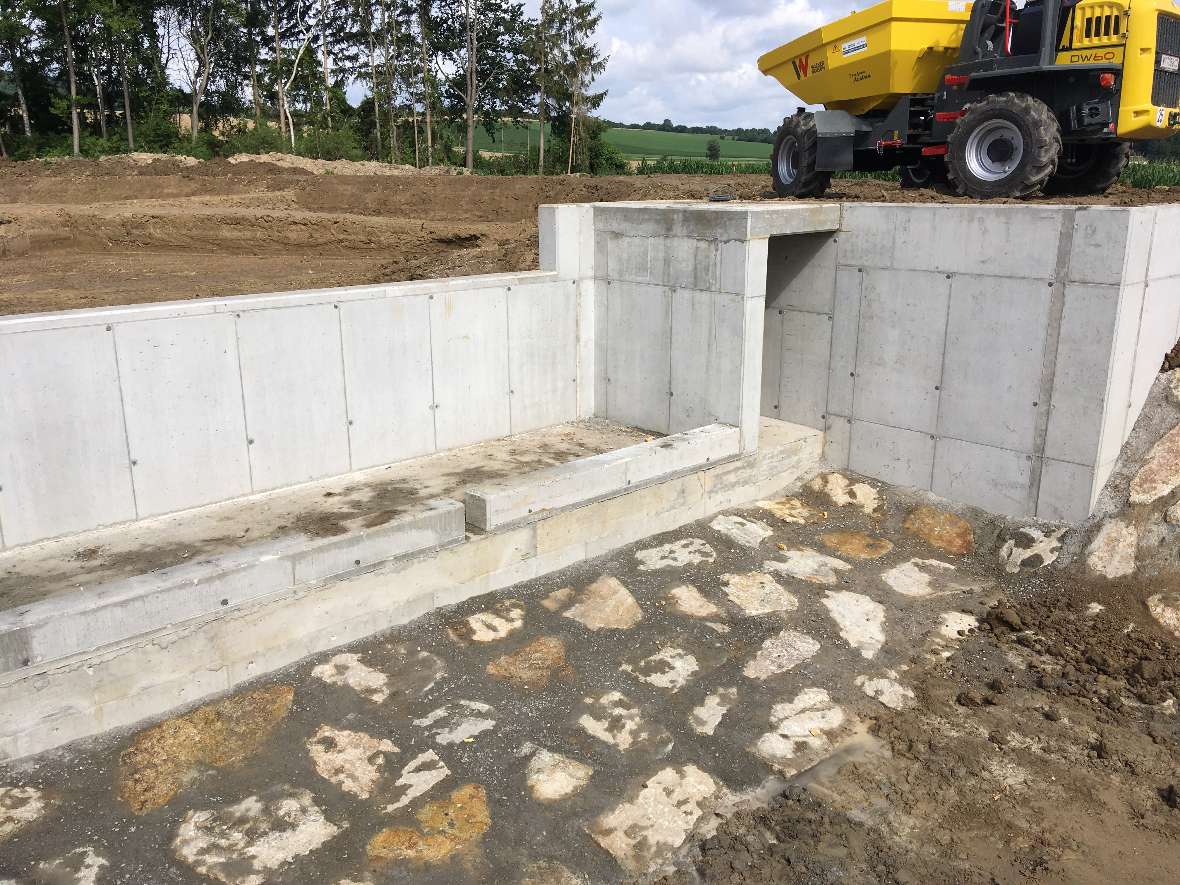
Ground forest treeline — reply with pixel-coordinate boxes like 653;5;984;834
0;0;620;172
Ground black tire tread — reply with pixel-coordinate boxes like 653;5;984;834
946;92;1062;198
1042;142;1131;196
772;114;832;199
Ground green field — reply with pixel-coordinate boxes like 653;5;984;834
472;121;772;162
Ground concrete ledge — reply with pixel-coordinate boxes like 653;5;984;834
0;419;821;761
464;423;741;530
592;202;840;241
0;498;464;675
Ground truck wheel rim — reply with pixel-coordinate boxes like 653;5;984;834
964;120;1024;182
777;136;799;184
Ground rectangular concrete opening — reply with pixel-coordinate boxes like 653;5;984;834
761;232;838;433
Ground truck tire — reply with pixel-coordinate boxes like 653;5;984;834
1042;142;1131;196
771;114;831;198
946;93;1061;199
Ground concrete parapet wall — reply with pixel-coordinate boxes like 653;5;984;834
0;273;584;549
763;203;1180;522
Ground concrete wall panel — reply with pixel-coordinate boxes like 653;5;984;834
766;233;838;314
778;309;832;432
823;415;851;468
852;269;950;433
1069;208;1133;286
938;275;1051;454
430;287;512;449
1044;284;1119;467
761;309;783;419
932;437;1033;518
509;282;579;433
1149;206;1180;280
849;420;935;489
605;282;672;432
576;280;597;419
1129;281;1180;425
1096;281;1145;467
826;267;862;418
670;289;745;433
651;237;721;291
1122;207;1156;285
340;295;436;470
237;304;351;491
0;327;136;546
836;204;896;268
115;315;251;516
893;205;1062;279
1037;458;1095;524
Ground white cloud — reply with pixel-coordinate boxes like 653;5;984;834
543;0;860;127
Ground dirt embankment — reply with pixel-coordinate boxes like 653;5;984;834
2;154;1179;316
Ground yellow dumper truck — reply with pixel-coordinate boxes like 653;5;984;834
758;0;1180;197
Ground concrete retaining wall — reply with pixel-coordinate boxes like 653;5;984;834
762;203;1180;522
0;272;584;549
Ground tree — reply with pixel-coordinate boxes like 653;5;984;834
706;138;720;162
59;0;82;154
0;0;34;136
434;0;530;171
529;0;559;174
555;0;606;174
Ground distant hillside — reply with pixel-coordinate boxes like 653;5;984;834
473;121;773;162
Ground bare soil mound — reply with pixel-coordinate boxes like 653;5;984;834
1;158;1178;316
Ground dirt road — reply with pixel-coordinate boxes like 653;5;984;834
2;155;1178;316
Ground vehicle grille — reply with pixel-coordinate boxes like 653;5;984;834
1154;14;1180;107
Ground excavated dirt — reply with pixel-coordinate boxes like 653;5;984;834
2;155;1179;315
657;571;1180;885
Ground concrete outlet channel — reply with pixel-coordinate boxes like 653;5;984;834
0;199;1176;761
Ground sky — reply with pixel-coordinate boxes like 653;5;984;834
524;0;858;129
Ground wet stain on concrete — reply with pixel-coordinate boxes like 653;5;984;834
118;684;294;814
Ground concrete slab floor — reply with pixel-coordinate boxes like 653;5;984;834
0;471;1008;884
0;420;651;611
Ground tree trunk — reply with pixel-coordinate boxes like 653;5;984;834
367;28;382;159
418;0;432;165
379;0;398;163
92;65;109;140
273;4;286;142
413;109;420;167
319;0;331;130
537;83;545;175
463;0;475;171
120;50;135;149
6;43;32;136
0;129;7;160
61;3;81;157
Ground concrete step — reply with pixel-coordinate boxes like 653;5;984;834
0;418;823;761
465;423;741;530
0;499;465;674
